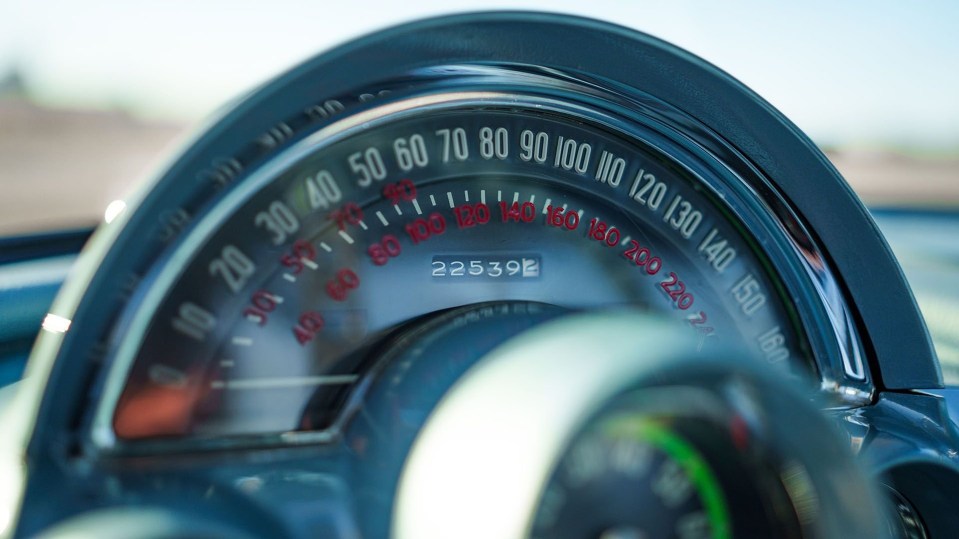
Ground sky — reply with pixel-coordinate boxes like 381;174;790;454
2;0;958;150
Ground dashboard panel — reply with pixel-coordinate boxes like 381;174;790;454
1;11;958;539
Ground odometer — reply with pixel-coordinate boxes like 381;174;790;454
105;102;814;442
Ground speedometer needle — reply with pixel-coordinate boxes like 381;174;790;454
209;375;359;390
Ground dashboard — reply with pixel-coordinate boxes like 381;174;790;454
1;11;958;539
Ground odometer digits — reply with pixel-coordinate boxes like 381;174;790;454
431;254;541;280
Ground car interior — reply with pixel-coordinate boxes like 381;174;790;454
1;9;958;539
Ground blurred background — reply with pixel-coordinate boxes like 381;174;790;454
1;0;957;234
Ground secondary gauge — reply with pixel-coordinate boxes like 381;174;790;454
532;414;739;539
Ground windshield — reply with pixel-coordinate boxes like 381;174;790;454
2;2;957;235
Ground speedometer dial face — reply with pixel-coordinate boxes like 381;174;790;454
106;99;813;443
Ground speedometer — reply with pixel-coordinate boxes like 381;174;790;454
35;10;938;454
69;14;888;449
107;98;821;444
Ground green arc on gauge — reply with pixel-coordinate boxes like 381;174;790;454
604;417;733;539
